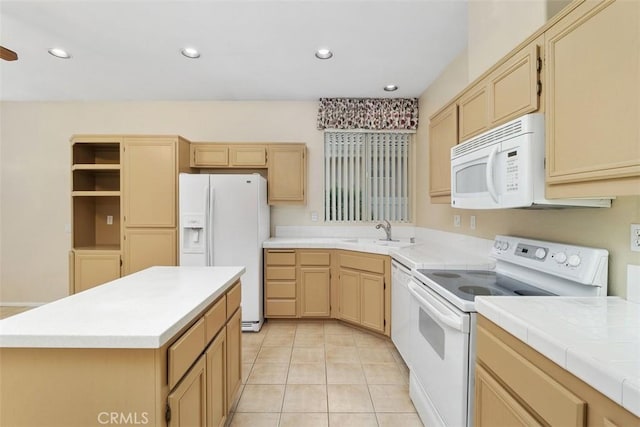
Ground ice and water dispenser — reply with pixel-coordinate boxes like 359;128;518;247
181;214;205;253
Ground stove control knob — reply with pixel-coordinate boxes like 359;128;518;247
568;254;581;267
494;241;502;249
554;252;568;263
535;248;547;259
500;241;509;251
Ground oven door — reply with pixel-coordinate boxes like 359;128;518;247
408;279;470;427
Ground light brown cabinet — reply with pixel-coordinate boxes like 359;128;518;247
225;308;242;412
206;330;227;427
123;228;177;275
73;250;121;293
299;250;331;318
192;145;229;167
267;144;306;204
265;249;297;317
458;38;542;142
338;252;387;334
476;315;640;427
545;0;640;197
428;103;458;202
167;356;207;427
190;144;267;168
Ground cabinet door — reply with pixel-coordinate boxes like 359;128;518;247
458;83;489;141
226;309;242;412
299;267;331;317
229;146;266;167
123;138;177;227
475;364;542;427
489;39;541;125
429;103;458;199
191;145;229;167
168;356;206;427
545;0;640;195
73;251;121;292
206;330;227;427
267;145;306;204
360;272;385;333
123;228;176;275
338;269;360;324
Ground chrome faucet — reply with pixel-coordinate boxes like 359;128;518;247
375;220;392;241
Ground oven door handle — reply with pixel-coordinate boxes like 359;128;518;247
408;282;465;332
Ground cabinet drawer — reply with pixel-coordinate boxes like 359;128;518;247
266;281;296;298
339;253;384;274
229;146;266;167
299;252;330;266
266;299;297;317
168;317;206;389
477;324;585;426
266;250;296;266
204;296;226;343
226;281;241;317
266;266;296;280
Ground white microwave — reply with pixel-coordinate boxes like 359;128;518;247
450;113;611;209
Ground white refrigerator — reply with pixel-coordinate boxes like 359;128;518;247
179;173;270;332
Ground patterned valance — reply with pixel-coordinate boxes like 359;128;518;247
317;98;419;131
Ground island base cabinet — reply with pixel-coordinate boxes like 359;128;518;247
168;356;207;427
226;309;242;412
206;331;227;427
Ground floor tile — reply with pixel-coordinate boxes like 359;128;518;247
327;384;373;412
294;334;326;347
326;362;366;384
247;363;289;384
229;412;280;427
325;334;356;346
353;332;389;348
376;412;424;427
256;345;293;363
236;384;285;413
325;345;360;363
357;346;395;363
362;363;407;384
368;384;416;413
263;334;295;347
291;346;326;363
279;412;328;427
324;322;356;335
242;363;253;383
242;345;261;364
282;384;328;412
328;412;378;427
243;332;266;346
287;363;326;384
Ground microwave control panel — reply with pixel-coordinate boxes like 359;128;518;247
505;149;519;193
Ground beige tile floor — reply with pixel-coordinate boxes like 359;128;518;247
229;319;424;427
0;305;32;319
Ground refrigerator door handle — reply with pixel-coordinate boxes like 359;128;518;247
207;185;215;266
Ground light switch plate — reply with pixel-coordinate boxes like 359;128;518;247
627;265;640;303
631;224;640;252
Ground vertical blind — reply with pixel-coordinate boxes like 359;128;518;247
324;132;411;222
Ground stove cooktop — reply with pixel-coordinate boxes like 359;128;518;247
416;269;555;303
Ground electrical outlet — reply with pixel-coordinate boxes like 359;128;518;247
631;224;640;252
310;211;318;222
454;215;461;228
107;215;113;225
470;215;477;230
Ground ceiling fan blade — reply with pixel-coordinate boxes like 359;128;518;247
1;46;18;61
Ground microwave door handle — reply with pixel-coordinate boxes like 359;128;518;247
486;145;499;203
408;282;464;332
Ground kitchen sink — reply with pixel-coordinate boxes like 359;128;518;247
341;238;412;248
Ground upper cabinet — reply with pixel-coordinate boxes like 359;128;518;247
458;38;543;142
267;144;306;204
429;103;458;202
544;0;640;197
191;144;266;168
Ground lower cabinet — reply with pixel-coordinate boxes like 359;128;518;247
167;282;242;427
476;315;640;427
72;250;121;292
264;248;390;335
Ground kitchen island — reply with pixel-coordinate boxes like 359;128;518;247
0;266;244;427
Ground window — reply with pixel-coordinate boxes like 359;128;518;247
324;131;411;222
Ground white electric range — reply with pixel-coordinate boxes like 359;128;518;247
407;235;609;427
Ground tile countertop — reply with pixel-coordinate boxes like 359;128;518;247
476;296;640;417
263;236;495;270
0;266;245;349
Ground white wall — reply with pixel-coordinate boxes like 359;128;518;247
0;101;325;303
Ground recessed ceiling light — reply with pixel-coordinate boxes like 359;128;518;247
384;84;398;92
48;48;71;59
315;48;333;60
181;47;201;59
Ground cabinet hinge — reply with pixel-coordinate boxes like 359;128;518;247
165;404;171;423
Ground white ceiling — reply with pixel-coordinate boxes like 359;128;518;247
0;0;468;101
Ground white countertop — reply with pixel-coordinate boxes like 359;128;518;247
0;266;245;349
263;237;412;256
476;296;640;417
